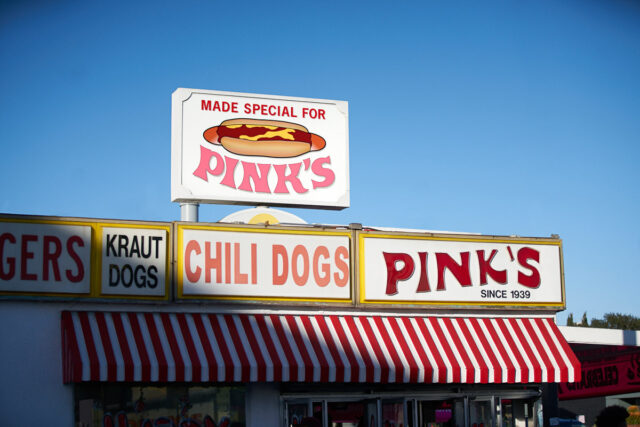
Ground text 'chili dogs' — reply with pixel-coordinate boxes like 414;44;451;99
203;118;326;158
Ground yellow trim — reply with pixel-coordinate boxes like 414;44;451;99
357;232;564;307
177;225;184;298
177;294;351;303
177;223;351;237
360;299;565;307
359;232;562;246
0;217;95;297
95;223;172;301
0;217;171;300
175;224;352;302
359;234;366;304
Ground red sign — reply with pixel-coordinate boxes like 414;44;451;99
559;347;640;400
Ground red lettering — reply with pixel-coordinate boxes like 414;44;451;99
65;235;85;283
272;245;288;285
383;252;414;295
477;249;507;285
416;252;430;292
436;252;471;290
302;107;325;119
193;146;225;181
204;241;222;283
517;247;541;288
0;233;16;280
273;163;308;194
20;234;37;280
210;101;236;112
201;100;211;111
238;162;271;193
43;235;62;281
185;240;201;283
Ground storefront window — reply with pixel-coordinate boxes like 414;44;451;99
382;399;404;427
416;399;461;427
501;400;514;427
282;393;538;427
499;398;541;427
313;402;324;423
328;401;365;427
75;384;245;427
288;402;310;426
469;399;493;427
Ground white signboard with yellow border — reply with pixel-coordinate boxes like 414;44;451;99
0;218;92;295
171;88;350;209
177;224;351;302
359;231;565;308
100;226;169;297
0;215;171;300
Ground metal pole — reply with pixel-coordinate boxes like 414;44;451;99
180;203;199;222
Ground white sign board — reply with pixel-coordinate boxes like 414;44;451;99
101;227;168;297
178;226;351;301
360;233;564;308
171;88;349;209
0;221;92;294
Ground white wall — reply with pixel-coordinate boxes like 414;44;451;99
559;325;640;346
0;301;74;426
0;301;285;426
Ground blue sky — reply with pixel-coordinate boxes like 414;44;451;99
1;0;638;323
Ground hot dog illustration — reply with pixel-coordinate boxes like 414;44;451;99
203;118;326;158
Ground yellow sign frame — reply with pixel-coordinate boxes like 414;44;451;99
357;230;565;309
175;222;353;304
0;214;171;300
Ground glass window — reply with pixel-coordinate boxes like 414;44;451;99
469;399;493;427
382;399;404;427
499;398;541;427
313;401;324;423
328;401;365;427
417;399;459;427
75;384;245;427
287;402;309;426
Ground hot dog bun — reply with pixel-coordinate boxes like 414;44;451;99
219;138;313;158
203;118;326;158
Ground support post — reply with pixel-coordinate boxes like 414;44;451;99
542;383;559;427
180;203;199;222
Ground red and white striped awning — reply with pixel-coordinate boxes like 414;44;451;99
62;311;580;384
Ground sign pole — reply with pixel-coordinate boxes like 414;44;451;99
180;203;199;222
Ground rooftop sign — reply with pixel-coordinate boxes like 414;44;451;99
171;89;350;209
